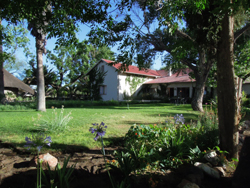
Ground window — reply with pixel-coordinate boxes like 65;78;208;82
100;85;107;95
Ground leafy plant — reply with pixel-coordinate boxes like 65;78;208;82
118;112;220;171
89;122;116;188
24;133;52;188
41;156;76;188
109;150;137;177
35;106;73;133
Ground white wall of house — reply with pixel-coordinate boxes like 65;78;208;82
167;82;196;98
118;73;155;101
97;61;118;101
242;83;250;95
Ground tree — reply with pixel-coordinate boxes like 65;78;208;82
47;40;115;98
89;0;222;112
216;0;250;159
0;20;30;98
1;0;112;110
0;18;3;98
3;21;30;69
87;67;107;100
90;0;250;157
27;3;50;111
234;32;250;81
23;60;57;95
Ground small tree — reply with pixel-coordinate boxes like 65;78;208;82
88;67;107;101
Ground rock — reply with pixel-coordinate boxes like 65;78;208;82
177;179;200;188
30;153;58;168
204;150;220;166
177;179;191;188
205;162;213;167
243;130;250;137
194;162;220;179
183;183;200;188
177;164;204;179
232;137;250;188
186;173;202;186
214;167;226;177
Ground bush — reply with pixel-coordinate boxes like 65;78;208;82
112;112;219;174
35;106;73;133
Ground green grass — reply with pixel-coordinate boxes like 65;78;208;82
0;103;200;152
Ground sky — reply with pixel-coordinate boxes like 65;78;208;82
3;2;166;78
31;24;165;70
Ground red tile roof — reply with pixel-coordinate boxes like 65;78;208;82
156;69;170;77
102;59;160;77
101;59;195;84
145;75;195;84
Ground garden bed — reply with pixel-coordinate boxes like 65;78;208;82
0;141;234;188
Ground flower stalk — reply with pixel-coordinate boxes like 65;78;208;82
89;122;115;188
24;133;52;188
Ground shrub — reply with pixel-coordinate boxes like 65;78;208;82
35;106;73;133
112;112;219;173
42;157;75;188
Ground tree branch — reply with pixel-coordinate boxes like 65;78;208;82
175;28;196;43
163;21;196;44
146;34;196;70
234;23;250;43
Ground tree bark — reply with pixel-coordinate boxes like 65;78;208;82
217;6;238;159
191;49;211;112
36;36;46;111
0;18;4;96
191;75;206;112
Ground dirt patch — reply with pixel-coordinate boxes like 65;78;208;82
0;141;235;188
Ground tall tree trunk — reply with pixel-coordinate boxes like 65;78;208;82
36;36;46;111
0;18;4;97
217;6;238;159
191;75;206;112
191;49;210;112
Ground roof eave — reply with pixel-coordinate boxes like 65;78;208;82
123;71;159;78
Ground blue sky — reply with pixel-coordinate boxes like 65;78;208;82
3;2;166;76
11;23;164;72
42;24;164;70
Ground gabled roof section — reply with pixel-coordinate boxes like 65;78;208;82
4;69;35;94
102;59;160;77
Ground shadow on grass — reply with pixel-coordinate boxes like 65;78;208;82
0;135;125;155
147;111;200;122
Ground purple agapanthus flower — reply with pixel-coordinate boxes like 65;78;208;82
174;114;185;125
89;122;107;141
24;133;52;152
44;136;52;147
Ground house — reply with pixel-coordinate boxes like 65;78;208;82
242;78;250;95
86;59;198;101
3;68;34;96
144;69;196;99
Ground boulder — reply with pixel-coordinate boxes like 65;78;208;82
30;153;58;168
177;179;200;188
214;167;226;177
204;150;220;166
186;173;202;186
243;130;250;137
194;162;220;179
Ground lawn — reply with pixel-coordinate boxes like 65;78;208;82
0;103;200;151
